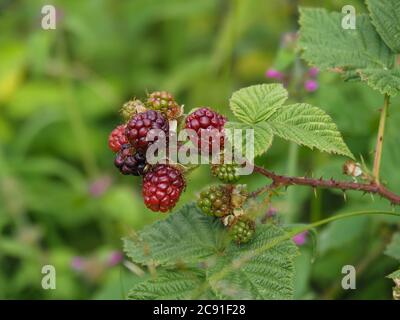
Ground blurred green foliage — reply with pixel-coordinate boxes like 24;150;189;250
0;0;399;299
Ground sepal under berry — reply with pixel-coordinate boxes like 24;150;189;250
230;184;248;209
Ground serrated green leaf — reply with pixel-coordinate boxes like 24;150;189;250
123;203;225;267
124;203;298;300
385;232;400;261
127;269;213;300
207;224;298;299
358;68;400;96
229;84;288;124
299;8;394;82
225;121;274;157
266;103;354;158
366;0;400;53
387;269;400;280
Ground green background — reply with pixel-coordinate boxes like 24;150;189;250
0;0;399;299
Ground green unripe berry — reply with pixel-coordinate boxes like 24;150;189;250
197;185;232;217
230;218;255;244
211;163;240;183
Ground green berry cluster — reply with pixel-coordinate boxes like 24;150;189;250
197;185;232;217
146;91;181;120
197;184;256;245
211;163;240;183
230;218;255;244
120;99;146;122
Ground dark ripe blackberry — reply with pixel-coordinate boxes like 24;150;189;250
125;110;169;151
114;144;147;176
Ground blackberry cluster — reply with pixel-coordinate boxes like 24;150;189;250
197;183;255;245
109;91;185;212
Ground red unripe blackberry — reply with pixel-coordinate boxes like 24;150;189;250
184;107;226;154
108;125;128;153
142;165;185;212
146;91;181;120
114;144;147;176
125;110;169;151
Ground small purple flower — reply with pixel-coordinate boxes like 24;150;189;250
292;231;308;246
266;207;277;218
308;67;319;78
71;256;85;271
89;176;112;197
265;68;284;81
304;79;319;92
106;251;123;267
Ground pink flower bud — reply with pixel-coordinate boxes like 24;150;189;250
71;256;85;271
292;231;308;246
106;251;123;267
265;68;284;80
304;79;318;92
308;67;319;78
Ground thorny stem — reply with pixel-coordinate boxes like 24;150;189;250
253;165;400;205
373;94;390;184
191;210;399;299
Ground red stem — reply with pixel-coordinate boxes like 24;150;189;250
253;165;400;205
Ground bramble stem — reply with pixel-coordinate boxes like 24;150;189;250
373;94;390;184
253;165;400;205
